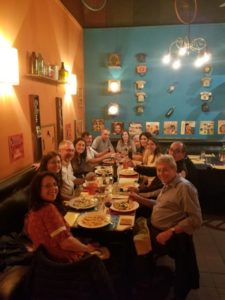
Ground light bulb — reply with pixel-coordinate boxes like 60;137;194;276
162;53;171;64
178;47;187;56
172;59;181;70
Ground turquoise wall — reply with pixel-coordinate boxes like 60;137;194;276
84;23;225;140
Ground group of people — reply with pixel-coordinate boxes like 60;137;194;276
24;127;202;300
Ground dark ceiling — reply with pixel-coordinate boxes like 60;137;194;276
60;0;225;29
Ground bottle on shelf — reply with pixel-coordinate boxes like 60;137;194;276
37;53;44;76
58;62;69;82
30;51;38;75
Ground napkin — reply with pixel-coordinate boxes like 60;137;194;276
64;212;80;227
133;217;152;255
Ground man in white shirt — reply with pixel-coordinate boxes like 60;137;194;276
58;140;84;199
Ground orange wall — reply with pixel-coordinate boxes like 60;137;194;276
0;0;84;180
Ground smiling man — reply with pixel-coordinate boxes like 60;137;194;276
132;154;202;300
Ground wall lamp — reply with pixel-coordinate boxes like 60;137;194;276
108;80;121;93
0;47;19;85
107;103;119;116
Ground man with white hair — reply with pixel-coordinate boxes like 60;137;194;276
131;155;202;300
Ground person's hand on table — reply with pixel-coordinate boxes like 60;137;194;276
129;191;140;201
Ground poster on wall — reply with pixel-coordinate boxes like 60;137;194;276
41;124;56;155
181;121;196;135
218;120;225;134
65;123;72;140
56;97;63;145
30;94;42;161
199;121;214;135
92;119;105;131
128;122;143;136
163;121;178;135
112;122;124;135
8;134;24;162
76;120;83;138
146;122;160;136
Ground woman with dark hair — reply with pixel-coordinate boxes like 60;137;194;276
25;171;95;262
142;137;161;166
116;130;136;156
71;138;90;178
132;132;152;162
39;151;62;186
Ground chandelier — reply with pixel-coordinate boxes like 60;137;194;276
162;0;211;70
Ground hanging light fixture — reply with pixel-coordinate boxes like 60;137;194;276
162;0;211;70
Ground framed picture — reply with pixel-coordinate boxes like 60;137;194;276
30;94;42;161
199;121;214;135
92;119;105;131
55;97;63;145
65;123;72;140
76;120;83;138
41;124;56;154
8;133;24;162
181;121;196;135
146;122;160;136
128;122;143;136
163;121;178;135
112;122;124;135
218;120;225;134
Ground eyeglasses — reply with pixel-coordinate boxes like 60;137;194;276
41;183;58;189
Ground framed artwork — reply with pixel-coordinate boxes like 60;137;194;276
112;122;124;135
128;122;143;136
199;121;214;135
56;97;63;145
181;121;196;135
30;94;42;161
163;121;178;135
65;123;72;140
146;122;160;136
218;120;225;134
8;133;24;162
92;119;105;131
76;120;83;138
41;124;56;154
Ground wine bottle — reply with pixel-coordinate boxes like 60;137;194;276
112;160;118;182
58;62;69;81
30;51;38;75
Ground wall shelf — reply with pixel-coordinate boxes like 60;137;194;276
26;74;67;85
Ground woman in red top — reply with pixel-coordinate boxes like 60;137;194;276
25;171;94;262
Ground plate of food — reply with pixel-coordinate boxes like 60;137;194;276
68;196;98;210
77;212;111;229
95;166;112;176
119;168;138;176
102;158;114;165
110;200;139;213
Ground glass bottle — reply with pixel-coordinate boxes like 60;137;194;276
58;62;69;81
30;51;38;75
37;53;44;76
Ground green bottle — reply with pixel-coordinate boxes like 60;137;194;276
58;62;69;81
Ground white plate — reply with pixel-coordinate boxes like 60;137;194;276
68;197;98;210
119;168;138;176
77;212;111;229
110;201;139;213
95;167;112;176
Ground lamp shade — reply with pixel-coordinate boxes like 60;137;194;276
0;47;19;85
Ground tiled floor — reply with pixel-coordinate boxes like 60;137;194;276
186;213;225;300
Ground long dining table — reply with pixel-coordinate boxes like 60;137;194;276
64;164;140;295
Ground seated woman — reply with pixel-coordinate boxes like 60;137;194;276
132;132;152;162
71;138;91;178
116;130;136;157
25;171;95;263
39;151;62;186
